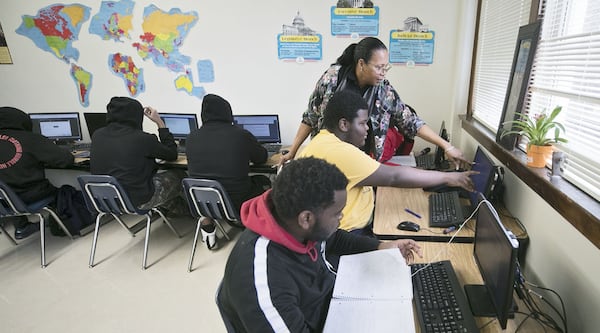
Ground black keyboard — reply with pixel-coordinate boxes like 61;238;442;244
416;154;436;170
411;261;479;333
69;142;91;150
262;143;282;153
429;191;465;227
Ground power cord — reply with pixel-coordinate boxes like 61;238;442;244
514;261;568;332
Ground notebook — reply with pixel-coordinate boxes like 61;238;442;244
322;249;416;333
233;115;282;153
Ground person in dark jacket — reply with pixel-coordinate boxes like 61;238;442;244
186;94;270;248
218;157;422;332
0;107;74;239
91;97;186;214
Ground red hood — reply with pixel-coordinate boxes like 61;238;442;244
241;190;318;261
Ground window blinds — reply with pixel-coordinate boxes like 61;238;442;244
526;0;600;200
471;0;533;130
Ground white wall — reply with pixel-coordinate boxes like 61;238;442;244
459;133;600;333
3;1;599;331
0;0;473;147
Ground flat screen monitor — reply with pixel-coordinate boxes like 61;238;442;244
159;113;198;141
433;121;448;168
465;195;519;329
468;146;497;209
83;112;107;138
233;114;281;143
29;112;82;143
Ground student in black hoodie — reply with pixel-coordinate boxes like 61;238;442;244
186;94;270;248
0;107;74;239
219;157;422;332
91;97;186;214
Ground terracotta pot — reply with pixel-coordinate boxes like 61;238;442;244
527;145;553;167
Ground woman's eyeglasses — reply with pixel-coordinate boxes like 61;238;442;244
369;63;392;74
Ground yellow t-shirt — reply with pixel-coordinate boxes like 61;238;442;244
297;130;380;231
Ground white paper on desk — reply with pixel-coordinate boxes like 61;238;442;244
323;299;416;333
324;249;415;333
332;248;413;300
388;154;417;167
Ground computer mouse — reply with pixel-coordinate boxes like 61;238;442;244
397;221;421;232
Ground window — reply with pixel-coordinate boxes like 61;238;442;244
525;0;600;201
472;0;600;201
471;0;533;130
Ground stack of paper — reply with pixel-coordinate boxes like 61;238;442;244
323;248;416;332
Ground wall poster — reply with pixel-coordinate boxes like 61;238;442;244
0;21;13;64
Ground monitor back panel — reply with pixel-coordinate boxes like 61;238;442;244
83;112;107;138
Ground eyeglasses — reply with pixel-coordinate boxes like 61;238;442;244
368;63;392;74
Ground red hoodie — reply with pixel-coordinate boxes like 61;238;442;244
241;190;319;261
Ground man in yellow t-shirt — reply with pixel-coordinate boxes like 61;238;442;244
298;91;476;234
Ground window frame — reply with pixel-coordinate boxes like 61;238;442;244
466;0;600;249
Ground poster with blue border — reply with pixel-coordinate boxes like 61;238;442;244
278;34;322;61
278;11;322;62
331;6;379;37
389;17;435;65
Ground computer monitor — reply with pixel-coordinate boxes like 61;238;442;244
232;114;281;144
433;121;448;168
159;113;198;141
83;112;107;138
467;146;497;208
29;112;82;143
465;195;519;329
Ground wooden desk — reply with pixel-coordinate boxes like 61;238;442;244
374;187;526;245
72;151;282;174
413;242;557;332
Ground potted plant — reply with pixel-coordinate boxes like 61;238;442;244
501;106;567;167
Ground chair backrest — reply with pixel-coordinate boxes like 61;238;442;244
77;175;145;216
0;180;29;216
182;178;240;222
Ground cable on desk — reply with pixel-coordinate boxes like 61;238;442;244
477;318;495;330
420;227;445;234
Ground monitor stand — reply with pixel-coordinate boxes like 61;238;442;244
464;284;516;318
176;139;186;154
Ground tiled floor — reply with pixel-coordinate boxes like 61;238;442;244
0;215;238;333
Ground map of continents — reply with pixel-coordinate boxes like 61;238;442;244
133;5;197;73
16;4;93;106
89;0;135;42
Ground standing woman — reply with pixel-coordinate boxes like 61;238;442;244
281;37;469;166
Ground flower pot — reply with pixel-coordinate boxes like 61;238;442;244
527;144;553;168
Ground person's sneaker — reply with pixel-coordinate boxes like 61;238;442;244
14;222;40;240
201;229;217;250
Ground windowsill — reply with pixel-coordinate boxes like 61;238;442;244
460;115;600;249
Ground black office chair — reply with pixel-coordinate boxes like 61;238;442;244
0;180;73;268
182;178;242;272
77;175;182;270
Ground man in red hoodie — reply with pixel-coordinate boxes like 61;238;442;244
218;157;422;332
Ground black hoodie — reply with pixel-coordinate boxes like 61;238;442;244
90;97;177;206
186;94;267;210
0;107;74;203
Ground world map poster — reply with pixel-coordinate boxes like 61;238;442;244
15;1;215;106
